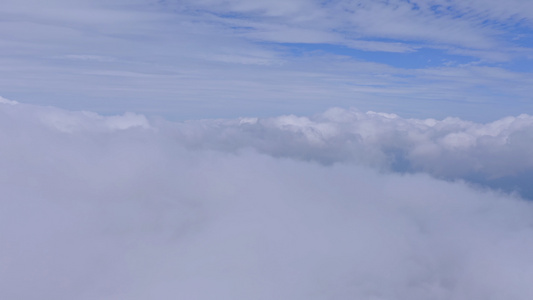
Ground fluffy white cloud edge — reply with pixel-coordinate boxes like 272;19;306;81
166;106;533;198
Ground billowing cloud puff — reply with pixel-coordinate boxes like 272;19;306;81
2;100;533;299
167;107;533;198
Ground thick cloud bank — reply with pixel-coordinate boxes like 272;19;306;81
3;100;533;299
170;107;533;198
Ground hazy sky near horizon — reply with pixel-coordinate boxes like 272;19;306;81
2;0;533;120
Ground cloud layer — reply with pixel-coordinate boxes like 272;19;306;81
165;107;533;198
3;101;533;299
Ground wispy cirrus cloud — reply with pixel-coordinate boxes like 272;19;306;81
181;0;533;56
1;0;533;120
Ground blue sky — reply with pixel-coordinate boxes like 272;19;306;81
2;0;533;121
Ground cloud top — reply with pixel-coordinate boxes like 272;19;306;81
164;107;533;198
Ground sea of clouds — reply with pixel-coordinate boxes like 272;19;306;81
2;97;533;299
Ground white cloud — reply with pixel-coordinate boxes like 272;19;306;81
3;101;533;299
0;95;18;105
162;106;533;198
